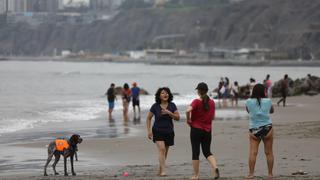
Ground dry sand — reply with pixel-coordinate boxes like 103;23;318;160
2;95;320;180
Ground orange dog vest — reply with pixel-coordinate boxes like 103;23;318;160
55;139;70;151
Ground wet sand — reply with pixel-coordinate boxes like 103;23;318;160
1;95;320;179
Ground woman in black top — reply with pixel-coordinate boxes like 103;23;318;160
146;87;180;176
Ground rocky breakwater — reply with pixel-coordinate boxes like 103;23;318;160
272;75;320;97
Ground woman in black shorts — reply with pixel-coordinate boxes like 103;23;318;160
146;87;180;176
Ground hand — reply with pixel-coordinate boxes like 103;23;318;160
148;131;153;140
187;119;192;127
161;108;171;115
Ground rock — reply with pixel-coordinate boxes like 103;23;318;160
272;75;320;97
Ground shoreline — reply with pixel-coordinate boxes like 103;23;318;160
0;95;319;179
1;56;320;67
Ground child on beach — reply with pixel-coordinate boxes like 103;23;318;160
245;84;274;179
186;82;220;180
146;87;180;176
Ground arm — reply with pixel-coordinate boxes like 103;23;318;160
246;106;249;113
146;111;154;140
186;105;193;126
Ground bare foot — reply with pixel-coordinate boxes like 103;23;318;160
190;175;199;180
245;175;254;179
159;172;167;177
267;174;273;179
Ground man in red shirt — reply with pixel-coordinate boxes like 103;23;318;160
186;82;220;180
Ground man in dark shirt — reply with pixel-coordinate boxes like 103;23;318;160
105;83;116;119
131;82;141;118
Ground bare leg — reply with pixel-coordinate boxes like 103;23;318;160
156;141;167;176
191;160;200;180
165;146;169;159
108;108;113;120
263;129;274;178
246;134;261;179
207;155;219;179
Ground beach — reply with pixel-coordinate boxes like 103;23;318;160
1;95;319;180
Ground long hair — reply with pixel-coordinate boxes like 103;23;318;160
251;83;266;107
199;90;210;111
155;87;173;104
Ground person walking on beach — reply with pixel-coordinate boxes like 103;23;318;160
245;84;274;179
186;82;220;180
105;83;116;120
264;74;273;98
230;81;240;107
146;87;180;176
122;83;131;121
131;82;141;118
277;74;289;107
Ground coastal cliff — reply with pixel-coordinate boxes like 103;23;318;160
0;0;320;59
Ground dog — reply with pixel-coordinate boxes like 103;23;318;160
44;134;83;176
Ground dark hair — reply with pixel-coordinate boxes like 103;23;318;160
196;82;210;111
234;81;238;86
250;78;256;83
123;83;129;90
251;83;266;107
111;83;115;87
155;87;173;104
284;74;288;79
266;74;270;80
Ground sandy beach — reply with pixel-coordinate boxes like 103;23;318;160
1;95;320;180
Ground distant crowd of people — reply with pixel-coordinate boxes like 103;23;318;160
216;74;291;108
105;82;141;121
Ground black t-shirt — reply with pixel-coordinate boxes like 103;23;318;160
107;88;115;102
150;102;177;134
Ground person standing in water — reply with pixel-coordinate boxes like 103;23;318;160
105;83;116;120
186;82;220;180
245;84;274;179
146;87;180;176
122;83;131;121
131;82;141;118
230;81;240;107
264;74;273;98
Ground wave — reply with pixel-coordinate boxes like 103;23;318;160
0;95;247;134
0;118;40;134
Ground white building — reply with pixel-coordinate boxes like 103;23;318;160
0;0;6;14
